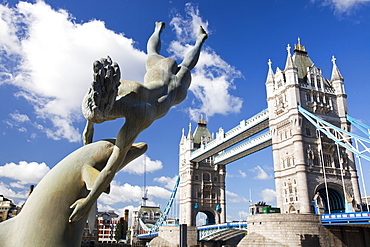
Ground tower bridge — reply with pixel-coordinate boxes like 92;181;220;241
139;39;370;246
178;38;366;228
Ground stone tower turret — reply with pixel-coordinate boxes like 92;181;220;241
266;39;361;214
179;119;226;226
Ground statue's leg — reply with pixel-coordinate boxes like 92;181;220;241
147;21;165;56
179;26;208;71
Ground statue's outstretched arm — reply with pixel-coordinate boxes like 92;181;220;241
69;120;144;222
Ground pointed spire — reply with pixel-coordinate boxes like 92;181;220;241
285;44;295;70
331;55;343;81
187;122;194;140
294;37;306;52
286;44;292;56
266;59;274;83
180;128;185;144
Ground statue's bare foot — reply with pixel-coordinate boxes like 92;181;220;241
198;26;208;43
155;21;166;32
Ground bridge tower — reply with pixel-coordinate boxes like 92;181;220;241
266;39;362;214
178;120;226;226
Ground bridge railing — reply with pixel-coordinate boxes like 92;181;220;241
190;109;269;160
198;221;247;240
321;212;370;225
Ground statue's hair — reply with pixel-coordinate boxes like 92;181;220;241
82;56;121;123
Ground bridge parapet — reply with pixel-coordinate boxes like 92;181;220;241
198;221;247;241
224;109;269;139
190;109;269;162
214;131;272;165
321;212;370;225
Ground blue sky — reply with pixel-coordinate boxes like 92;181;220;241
1;0;370;222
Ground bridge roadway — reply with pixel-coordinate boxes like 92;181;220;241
190;109;270;164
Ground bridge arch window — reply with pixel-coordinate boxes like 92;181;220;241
202;173;210;181
305;127;311;136
288;184;293;194
323;154;332;167
286;157;291;167
316;187;345;213
319;95;323;103
204;191;210;198
306;93;311;102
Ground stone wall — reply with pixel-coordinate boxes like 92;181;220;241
238;214;343;246
149;225;198;247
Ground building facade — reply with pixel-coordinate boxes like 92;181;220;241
0;195;20;222
265;40;362;214
130;205;162;245
96;210;120;243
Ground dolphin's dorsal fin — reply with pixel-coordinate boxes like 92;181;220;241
82;165;110;194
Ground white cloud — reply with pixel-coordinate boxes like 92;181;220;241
226;190;250;203
97;203;114;212
237;210;248;219
252;165;272;180
147;186;171;200
1;1;243;141
98;180;171;206
238;170;247;178
5;110;30;129
153;175;177;190
313;0;370;13
226;190;239;198
261;188;276;203
169;3;243;121
9;182;26;189
0;161;50;184
10;111;30;123
122;154;162;175
0;1;146;142
0;181;28;200
99;181;142;205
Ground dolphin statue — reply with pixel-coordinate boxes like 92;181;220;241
0;139;147;247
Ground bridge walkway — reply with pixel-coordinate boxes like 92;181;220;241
190;109;269;163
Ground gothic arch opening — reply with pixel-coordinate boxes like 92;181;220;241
289;205;297;213
316;185;345;213
202;172;210;181
195;210;216;226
